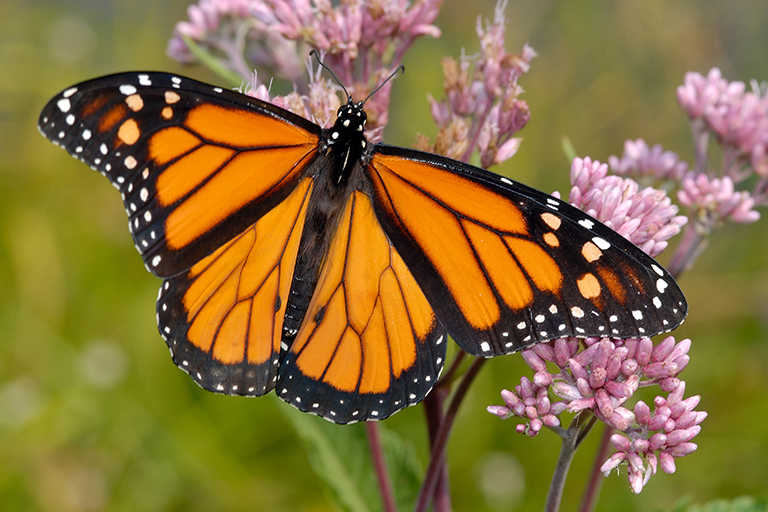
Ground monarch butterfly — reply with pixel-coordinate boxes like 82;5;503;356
38;70;686;424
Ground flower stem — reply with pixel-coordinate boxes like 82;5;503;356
415;358;486;512
666;222;708;277
366;422;397;512
424;387;451;512
180;34;244;87
544;414;593;512
577;424;613;512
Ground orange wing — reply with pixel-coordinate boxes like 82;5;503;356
366;146;687;356
157;178;313;395
276;191;445;423
38;72;321;277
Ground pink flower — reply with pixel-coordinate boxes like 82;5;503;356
677;68;768;178
422;2;535;167
609;139;689;182
677;172;761;227
566;157;687;257
490;335;703;492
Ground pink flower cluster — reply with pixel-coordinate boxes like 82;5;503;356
678;172;760;227
606;69;767;241
488;336;704;493
601;383;705;494
168;0;443;135
240;65;341;129
563;157;687;258
678;68;768;177
419;1;536;167
609;139;689;183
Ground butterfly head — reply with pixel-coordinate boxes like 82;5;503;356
332;99;367;139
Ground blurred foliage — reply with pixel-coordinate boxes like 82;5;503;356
1;0;767;511
671;496;768;512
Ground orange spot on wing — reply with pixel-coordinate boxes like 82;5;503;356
597;266;626;303
150;126;201;165
165;91;181;104
543;232;559;247
99;103;128;133
125;94;144;112
117;119;140;145
81;94;110;117
577;273;601;299
541;212;561;230
581;241;602;262
161;106;173;119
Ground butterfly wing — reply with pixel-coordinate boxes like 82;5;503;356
277;191;446;423
156;178;314;396
366;145;687;357
38;72;321;278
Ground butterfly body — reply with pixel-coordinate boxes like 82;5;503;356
39;72;687;423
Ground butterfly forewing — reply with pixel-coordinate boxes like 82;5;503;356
367;146;687;356
38;72;321;277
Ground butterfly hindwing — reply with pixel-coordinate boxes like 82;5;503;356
157;178;314;396
367;146;687;356
277;191;446;423
38;72;321;278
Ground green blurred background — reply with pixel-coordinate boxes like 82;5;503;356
1;0;767;510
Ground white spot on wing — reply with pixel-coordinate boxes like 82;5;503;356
119;84;138;95
57;98;71;113
592;237;611;250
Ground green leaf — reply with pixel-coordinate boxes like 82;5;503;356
282;406;424;512
671;496;768;512
179;34;246;87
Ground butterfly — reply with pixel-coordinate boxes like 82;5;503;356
38;71;687;424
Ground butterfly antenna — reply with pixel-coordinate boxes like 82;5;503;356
310;50;351;103
362;65;405;106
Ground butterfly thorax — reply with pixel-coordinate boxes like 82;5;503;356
281;99;372;347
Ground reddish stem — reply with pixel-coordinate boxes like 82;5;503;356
577;424;613;512
415;358;486;512
366;422;397;512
